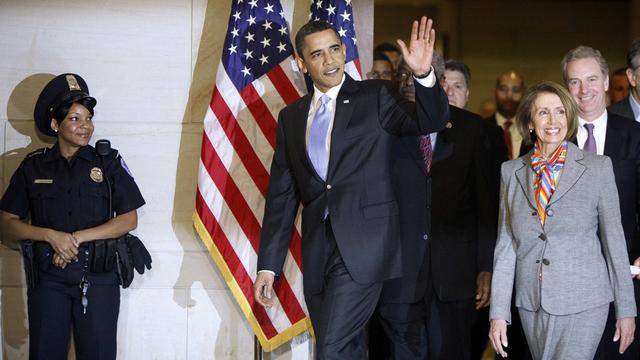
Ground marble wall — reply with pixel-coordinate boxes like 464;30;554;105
0;0;375;358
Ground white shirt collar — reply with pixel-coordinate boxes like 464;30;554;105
312;75;345;108
578;109;607;129
629;93;640;121
494;112;514;126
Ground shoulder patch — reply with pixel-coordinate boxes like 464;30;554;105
120;156;134;178
26;147;47;159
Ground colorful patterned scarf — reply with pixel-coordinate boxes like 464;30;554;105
531;141;568;226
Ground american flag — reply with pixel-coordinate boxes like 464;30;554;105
193;0;311;351
309;0;362;80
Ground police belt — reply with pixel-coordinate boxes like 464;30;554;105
24;234;145;288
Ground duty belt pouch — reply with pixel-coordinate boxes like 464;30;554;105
20;240;38;289
115;235;134;288
90;240;117;273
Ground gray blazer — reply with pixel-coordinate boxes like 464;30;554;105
490;142;636;324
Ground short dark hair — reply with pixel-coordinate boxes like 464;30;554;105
374;42;400;55
51;98;95;125
294;20;341;59
627;39;640;70
444;60;471;86
515;81;579;145
373;51;391;64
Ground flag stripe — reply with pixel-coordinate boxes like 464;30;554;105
210;88;271;196
267;65;301;105
197;158;301;334
239;84;278;148
194;190;279;338
199;133;307;325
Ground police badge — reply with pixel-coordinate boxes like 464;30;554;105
90;167;104;183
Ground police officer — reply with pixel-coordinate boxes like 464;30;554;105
0;73;145;360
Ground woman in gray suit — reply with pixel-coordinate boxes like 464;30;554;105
488;81;636;359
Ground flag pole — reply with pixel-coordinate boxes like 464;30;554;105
254;336;263;360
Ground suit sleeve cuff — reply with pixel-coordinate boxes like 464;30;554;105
413;66;436;88
258;270;276;276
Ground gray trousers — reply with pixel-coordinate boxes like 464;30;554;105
518;304;609;360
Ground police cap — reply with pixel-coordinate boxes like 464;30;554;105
34;73;97;137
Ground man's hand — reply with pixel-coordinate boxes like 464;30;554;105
396;16;436;77
253;272;275;308
633;257;640;280
489;319;509;358
44;229;78;262
614;317;635;354
475;271;492;309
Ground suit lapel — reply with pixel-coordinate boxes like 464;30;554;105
548;143;586;206
432;127;453;164
292;94;317;178
515;155;537;210
327;76;357;180
603;111;625;159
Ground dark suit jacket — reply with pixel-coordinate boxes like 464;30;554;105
608;96;636;121
603;111;640;260
381;106;497;303
484;114;531;159
258;75;449;295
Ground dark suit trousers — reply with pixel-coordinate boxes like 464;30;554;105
425;283;476;360
593;280;640;360
305;219;383;360
376;281;476;360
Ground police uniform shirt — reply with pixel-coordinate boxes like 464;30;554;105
0;143;145;233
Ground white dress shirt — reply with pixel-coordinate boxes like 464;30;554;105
305;69;437;155
259;69;437;277
577;111;608;155
495;112;522;159
629;93;640;123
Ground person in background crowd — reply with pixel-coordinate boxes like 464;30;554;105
486;71;527;160
374;53;496;359
561;44;640;360
490;81;636;359
609;67;630;105
367;51;395;81
374;42;402;70
609;39;640;123
443;60;470;109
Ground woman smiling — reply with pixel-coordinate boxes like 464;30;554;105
488;81;636;359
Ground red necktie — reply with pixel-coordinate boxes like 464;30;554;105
420;135;432;172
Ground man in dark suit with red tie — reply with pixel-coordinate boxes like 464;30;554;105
374;55;496;359
253;17;449;359
561;45;640;360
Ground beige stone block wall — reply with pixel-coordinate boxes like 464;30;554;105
0;0;376;358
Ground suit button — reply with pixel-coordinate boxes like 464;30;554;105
542;258;550;265
536;260;540;264
531;211;537;216
538;233;547;241
326;184;332;190
546;209;554;217
423;234;428;240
